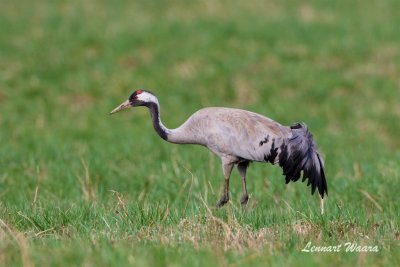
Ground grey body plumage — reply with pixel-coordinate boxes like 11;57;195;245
111;90;328;207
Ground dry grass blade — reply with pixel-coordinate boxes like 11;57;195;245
17;212;39;232
35;228;55;237
109;190;128;217
0;219;33;267
182;167;195;214
197;195;273;252
78;158;97;203
360;190;383;212
31;185;39;210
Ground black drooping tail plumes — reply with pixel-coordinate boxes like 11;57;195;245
278;123;328;198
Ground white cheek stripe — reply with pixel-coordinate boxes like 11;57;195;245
138;92;159;104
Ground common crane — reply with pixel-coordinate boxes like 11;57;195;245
110;89;328;208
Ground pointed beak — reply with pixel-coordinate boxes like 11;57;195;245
110;100;131;115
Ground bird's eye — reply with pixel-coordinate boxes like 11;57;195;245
129;90;144;102
129;95;137;102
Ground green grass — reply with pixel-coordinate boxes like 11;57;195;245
1;0;399;266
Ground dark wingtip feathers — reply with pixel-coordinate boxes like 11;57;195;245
279;123;328;199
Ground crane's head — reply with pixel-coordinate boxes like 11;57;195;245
110;89;158;114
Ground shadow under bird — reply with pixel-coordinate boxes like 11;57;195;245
110;89;328;208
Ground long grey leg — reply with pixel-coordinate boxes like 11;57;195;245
238;161;250;206
216;158;234;208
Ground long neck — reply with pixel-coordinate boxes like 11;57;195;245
147;101;195;145
147;102;171;141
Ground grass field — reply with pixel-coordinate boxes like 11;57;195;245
1;0;399;266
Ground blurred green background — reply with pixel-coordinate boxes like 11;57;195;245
0;0;399;266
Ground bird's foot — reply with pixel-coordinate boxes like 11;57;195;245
216;195;229;208
240;195;249;207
